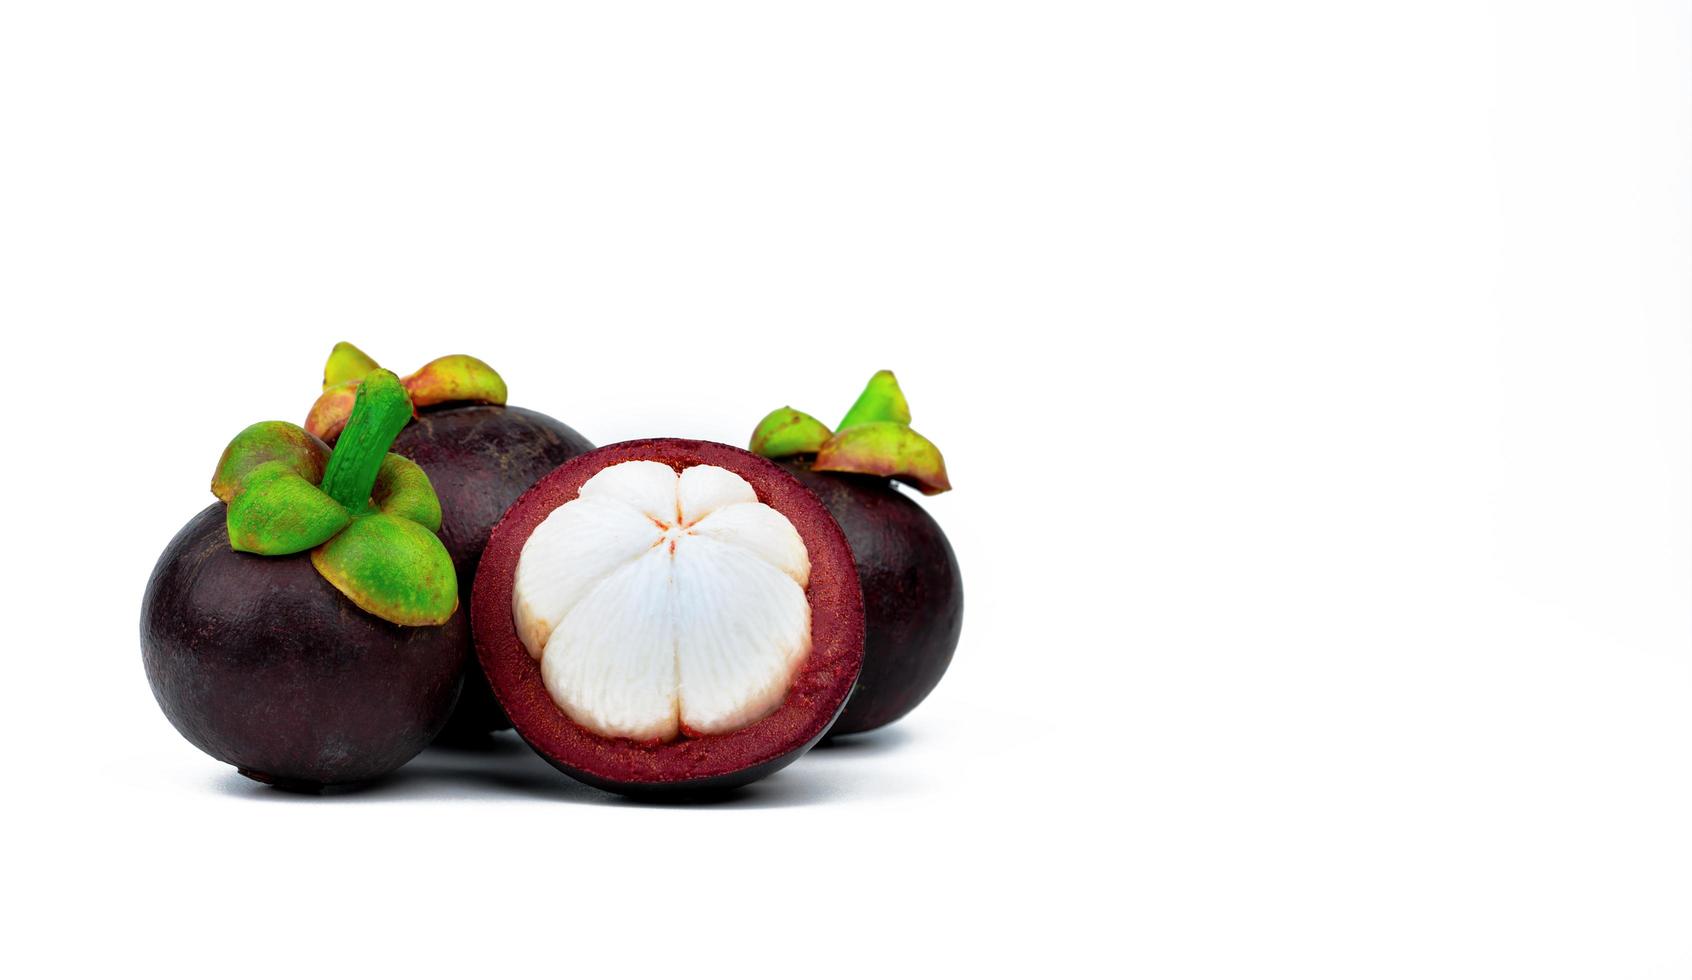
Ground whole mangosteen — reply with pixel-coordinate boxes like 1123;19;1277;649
749;371;962;736
473;439;865;797
142;370;468;791
305;343;594;742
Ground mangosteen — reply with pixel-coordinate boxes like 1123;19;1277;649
749;370;962;736
305;343;594;742
142;370;467;791
472;439;865;797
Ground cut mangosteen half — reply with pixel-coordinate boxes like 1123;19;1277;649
473;439;864;797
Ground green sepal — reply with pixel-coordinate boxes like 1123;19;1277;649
225;461;351;554
759;370;953;493
305;382;360;442
211;421;331;503
323;341;381;390
750;407;833;458
403;354;508;408
305;347;509;442
311;513;458;626
837;370;912;430
374;454;442;531
214;369;456;628
815;421;952;495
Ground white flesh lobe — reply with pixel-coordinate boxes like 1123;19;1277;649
512;461;812;741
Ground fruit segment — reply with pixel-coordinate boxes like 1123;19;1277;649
671;535;810;734
511;495;664;657
512;461;811;742
540;547;680;741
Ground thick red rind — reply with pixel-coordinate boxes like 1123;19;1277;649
473;438;865;796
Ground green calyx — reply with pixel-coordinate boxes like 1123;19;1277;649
211;422;330;503
215;369;458;627
749;369;952;495
305;342;508;442
837;369;912;429
311;513;455;627
225;460;351;554
323;341;381;389
816;421;951;495
749;407;833;457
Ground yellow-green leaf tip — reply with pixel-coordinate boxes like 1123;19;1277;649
323;341;382;391
211;421;331;503
311;513;459;626
403;354;508;408
307;347;509;442
756;370;952;493
837;370;912;430
750;407;833;458
224;461;352;554
373;454;442;531
816;421;952;495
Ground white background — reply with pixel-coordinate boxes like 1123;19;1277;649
3;2;1687;977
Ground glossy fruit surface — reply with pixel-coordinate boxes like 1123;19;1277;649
780;459;963;735
142;504;468;790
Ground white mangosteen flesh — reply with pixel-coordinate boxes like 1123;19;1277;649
511;461;812;742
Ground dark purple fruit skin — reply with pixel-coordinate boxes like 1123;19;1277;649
141;504;469;789
779;459;963;735
389;404;594;741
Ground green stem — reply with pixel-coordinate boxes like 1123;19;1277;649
320;369;413;513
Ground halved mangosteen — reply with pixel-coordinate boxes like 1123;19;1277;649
141;370;467;791
305;343;595;742
750;371;963;737
472;439;865;797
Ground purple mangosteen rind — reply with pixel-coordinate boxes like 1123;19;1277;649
142;504;469;789
776;459;963;735
472;438;867;798
750;369;963;736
